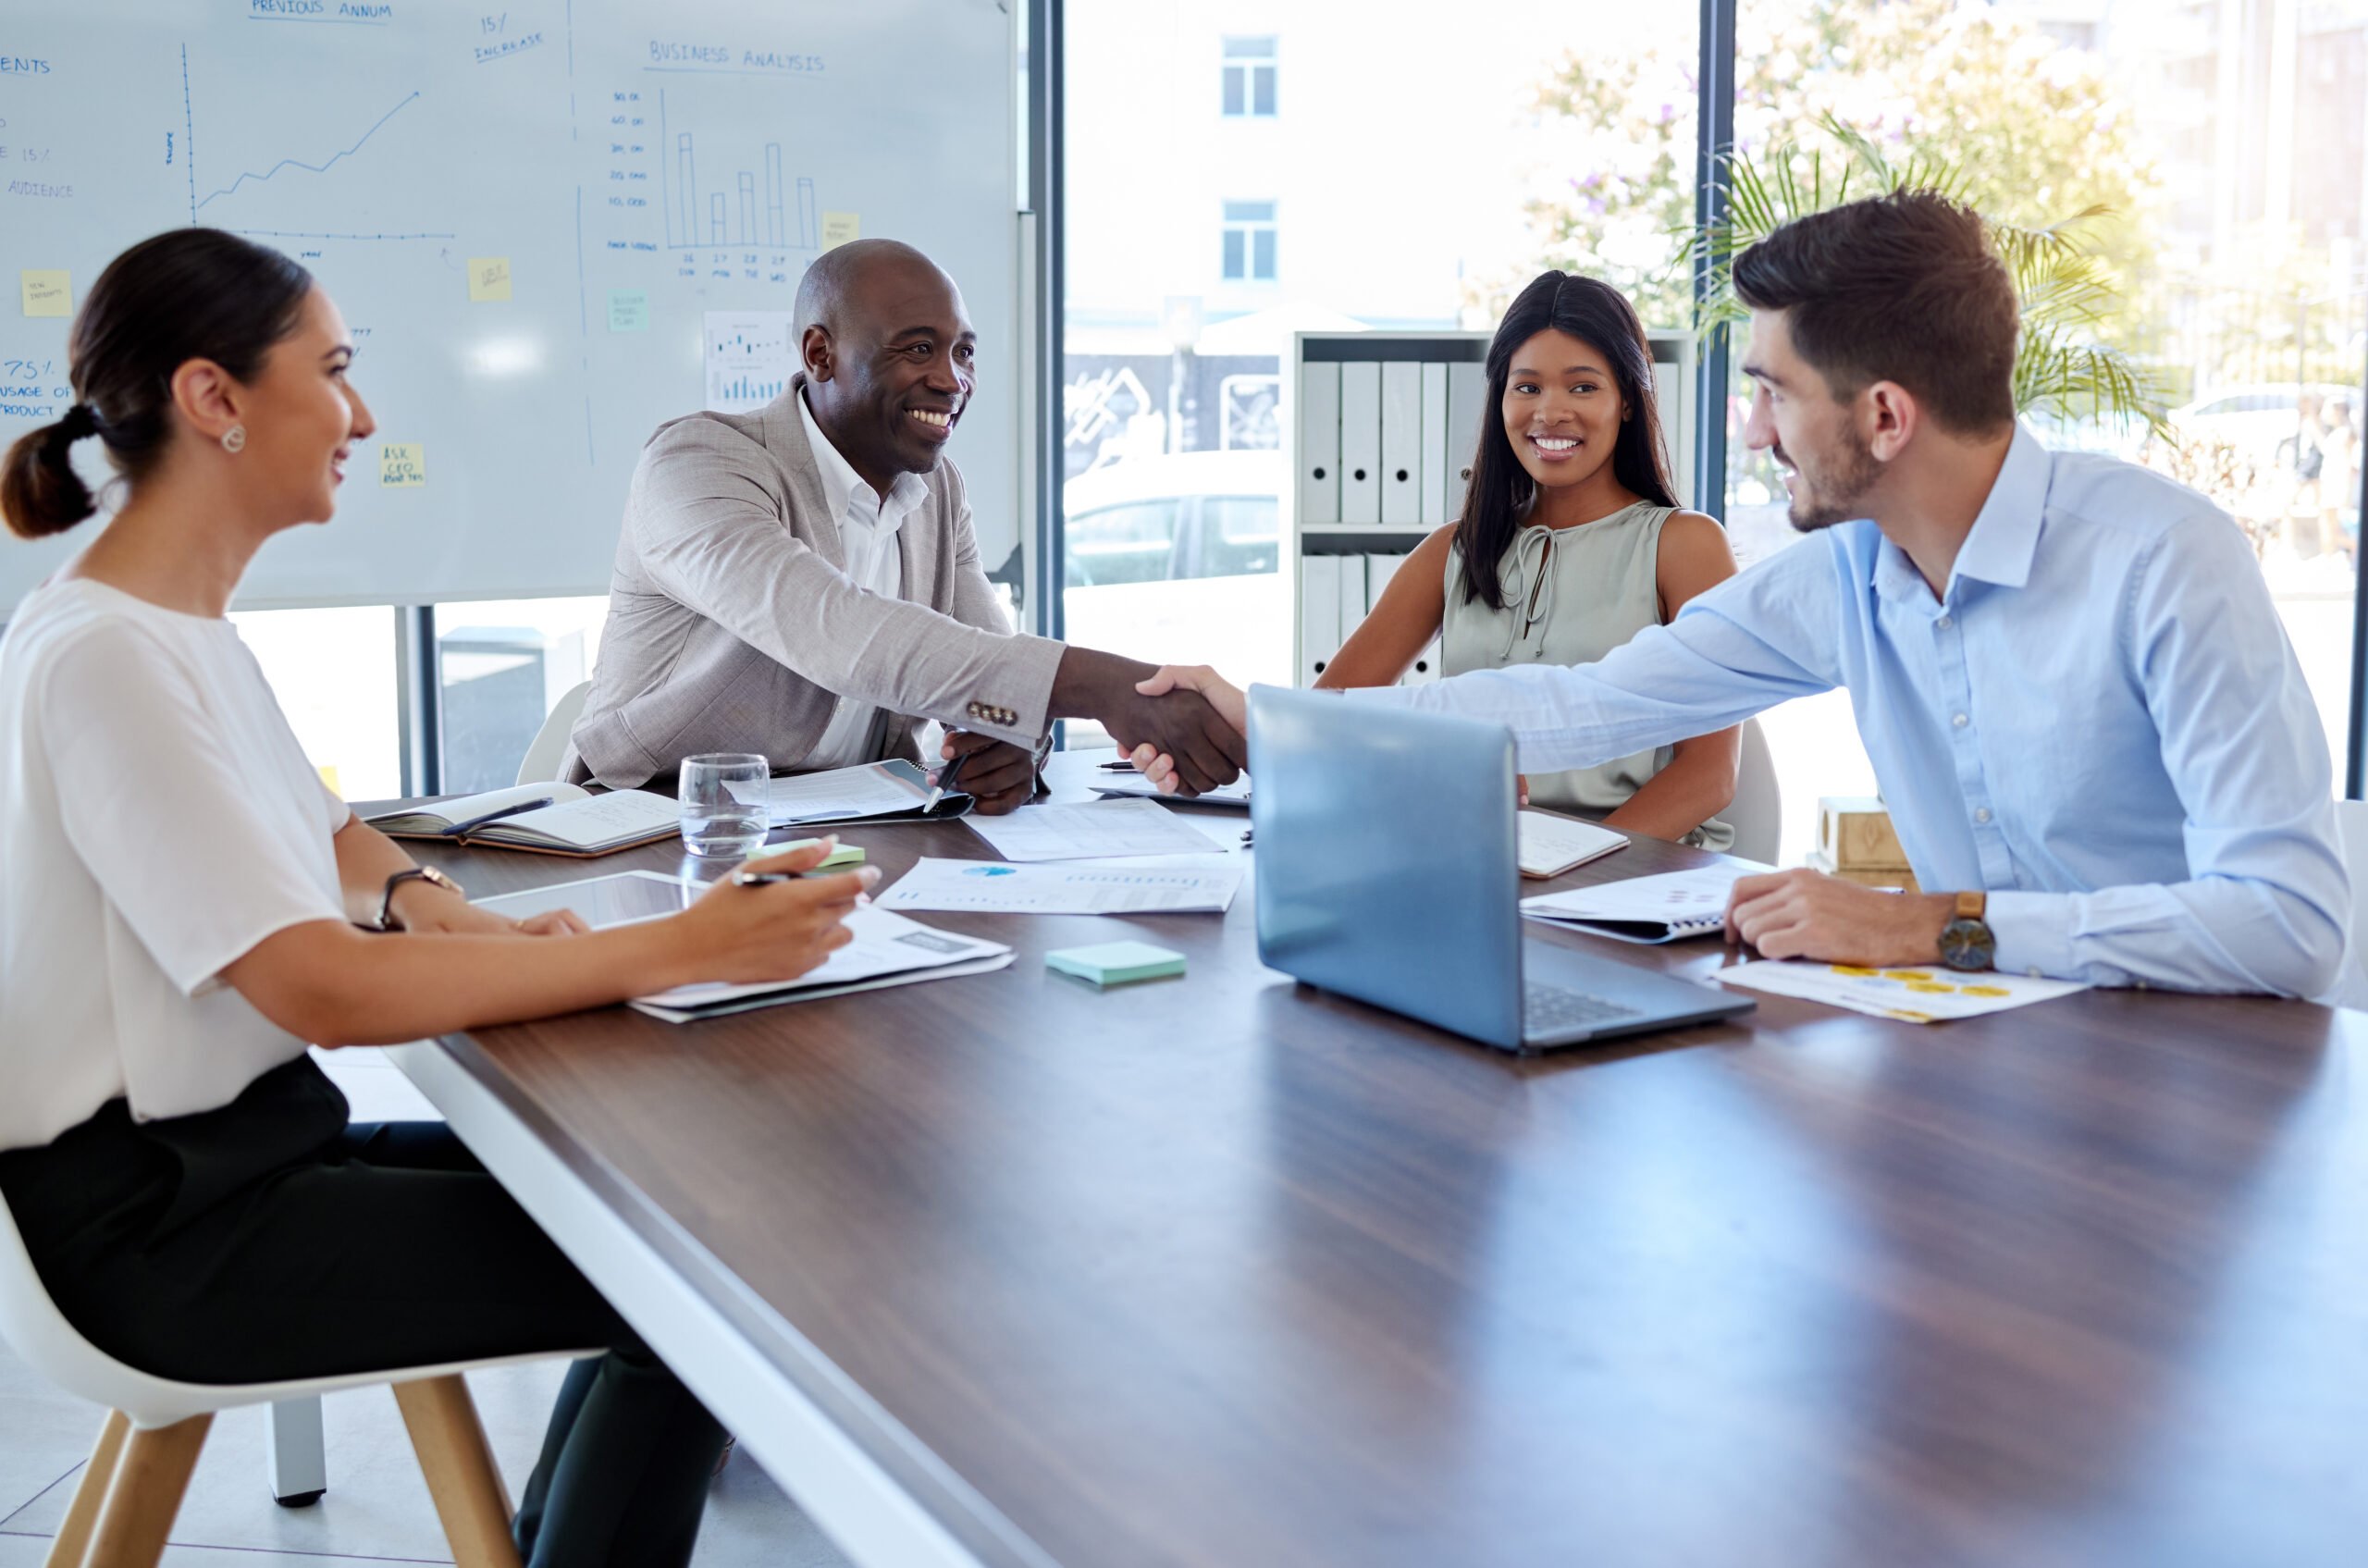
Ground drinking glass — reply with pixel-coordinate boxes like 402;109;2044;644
678;753;769;858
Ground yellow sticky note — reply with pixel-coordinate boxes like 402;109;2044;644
466;256;512;302
820;211;860;252
20;269;70;317
379;443;427;488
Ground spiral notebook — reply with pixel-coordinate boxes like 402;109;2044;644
1518;863;1771;945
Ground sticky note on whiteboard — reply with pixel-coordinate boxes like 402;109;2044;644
466;257;512;302
820;212;860;252
20;270;69;317
379;443;427;488
608;289;648;331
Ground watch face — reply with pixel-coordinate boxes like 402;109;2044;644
1940;919;1995;971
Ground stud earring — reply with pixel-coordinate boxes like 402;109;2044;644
220;424;246;453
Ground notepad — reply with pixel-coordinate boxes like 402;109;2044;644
1517;810;1628;878
734;760;972;826
1045;942;1187;986
1518;863;1772;944
364;783;680;857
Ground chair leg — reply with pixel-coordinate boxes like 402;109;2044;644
82;1413;212;1568
265;1396;327;1506
43;1410;129;1568
393;1375;522;1568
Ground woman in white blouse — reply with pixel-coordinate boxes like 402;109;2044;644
0;228;868;1566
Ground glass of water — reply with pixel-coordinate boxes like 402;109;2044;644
678;753;769;858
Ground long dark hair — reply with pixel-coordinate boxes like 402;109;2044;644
1451;272;1679;611
1;228;313;539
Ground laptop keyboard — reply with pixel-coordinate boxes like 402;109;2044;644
1523;982;1644;1037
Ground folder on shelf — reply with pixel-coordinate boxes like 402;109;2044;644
1300;552;1342;685
1339;362;1381;525
1380;361;1424;525
1405;636;1442;685
1446;361;1486;518
1299;361;1340;526
1336;554;1367;663
1420;364;1449;525
1364;549;1403;612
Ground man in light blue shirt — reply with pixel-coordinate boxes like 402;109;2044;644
1135;192;2347;995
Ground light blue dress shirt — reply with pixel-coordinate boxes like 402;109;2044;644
1378;425;2349;995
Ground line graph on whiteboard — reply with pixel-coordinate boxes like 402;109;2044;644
179;44;454;242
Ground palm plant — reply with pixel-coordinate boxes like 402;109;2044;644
1685;114;2168;439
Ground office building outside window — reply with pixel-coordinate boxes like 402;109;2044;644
1222;36;1278;117
1221;201;1278;282
1064;1;1699;731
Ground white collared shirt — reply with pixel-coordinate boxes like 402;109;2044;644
797;389;932;768
1376;423;2348;996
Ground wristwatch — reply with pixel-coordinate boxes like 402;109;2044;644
1938;891;1995;971
375;866;463;932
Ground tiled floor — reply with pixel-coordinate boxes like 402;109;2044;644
0;1050;852;1566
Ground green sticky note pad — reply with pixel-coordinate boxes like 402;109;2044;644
776;837;864;869
1046;942;1186;987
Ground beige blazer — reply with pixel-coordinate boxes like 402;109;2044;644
568;377;1063;787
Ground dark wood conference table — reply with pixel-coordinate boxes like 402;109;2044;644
382;753;2368;1568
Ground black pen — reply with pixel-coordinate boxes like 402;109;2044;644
921;749;968;815
730;869;847;886
440;796;552;838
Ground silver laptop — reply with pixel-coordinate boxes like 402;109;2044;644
1248;685;1755;1055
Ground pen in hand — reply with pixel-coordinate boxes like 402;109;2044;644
921;749;968;815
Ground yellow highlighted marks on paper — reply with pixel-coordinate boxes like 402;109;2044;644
19;270;70;317
467;257;512;302
820;212;860;252
1960;985;2012;997
1831;965;1879;977
1881;970;1935;982
379;443;427;488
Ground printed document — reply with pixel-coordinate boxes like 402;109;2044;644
630;906;1013;1021
1520;863;1774;944
736;761;938;825
1716;960;2087;1023
876;858;1243;915
962;798;1231;862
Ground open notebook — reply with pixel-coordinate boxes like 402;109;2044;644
364;783;679;857
1519;863;1772;944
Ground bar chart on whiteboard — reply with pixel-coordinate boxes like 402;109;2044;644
705;314;796;414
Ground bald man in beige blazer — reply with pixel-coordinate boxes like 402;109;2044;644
569;241;1240;809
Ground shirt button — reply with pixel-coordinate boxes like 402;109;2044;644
1974;807;1992;824
1937;613;1953;630
1952;712;1969;728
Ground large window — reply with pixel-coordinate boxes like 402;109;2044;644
1712;0;2368;858
1063;0;1699;702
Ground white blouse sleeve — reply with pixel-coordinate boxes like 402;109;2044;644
40;624;346;995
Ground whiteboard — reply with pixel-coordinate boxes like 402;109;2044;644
0;0;1018;610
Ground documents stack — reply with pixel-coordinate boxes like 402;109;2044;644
1809;796;1918;891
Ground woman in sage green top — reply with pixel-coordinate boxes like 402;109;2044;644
1318;272;1741;847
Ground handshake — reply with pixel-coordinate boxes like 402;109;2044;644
1052;649;1250;797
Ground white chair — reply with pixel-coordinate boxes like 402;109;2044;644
0;1191;582;1568
2324;798;2368;1010
514;681;592;786
1724;719;1782;866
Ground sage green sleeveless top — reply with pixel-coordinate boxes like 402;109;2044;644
1441;500;1734;850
